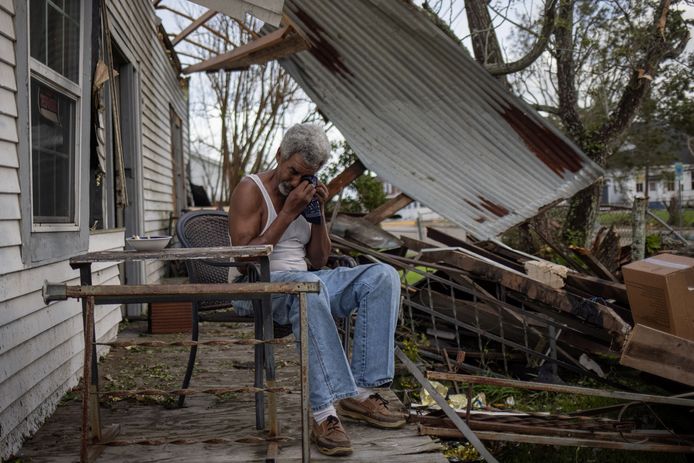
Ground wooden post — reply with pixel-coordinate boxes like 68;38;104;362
631;197;646;261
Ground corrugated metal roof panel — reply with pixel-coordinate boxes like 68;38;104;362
280;0;603;239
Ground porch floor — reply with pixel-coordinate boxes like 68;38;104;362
17;321;445;462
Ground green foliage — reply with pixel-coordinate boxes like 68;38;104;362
645;233;662;255
320;140;387;214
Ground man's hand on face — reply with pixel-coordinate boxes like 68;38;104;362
315;182;328;206
282;179;316;218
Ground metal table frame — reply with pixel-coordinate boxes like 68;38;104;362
45;246;315;462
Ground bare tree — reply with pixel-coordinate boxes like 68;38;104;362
427;0;691;246
177;9;301;206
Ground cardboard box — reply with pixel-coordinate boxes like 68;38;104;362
622;254;694;341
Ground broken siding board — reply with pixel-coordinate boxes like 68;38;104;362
620;324;694;387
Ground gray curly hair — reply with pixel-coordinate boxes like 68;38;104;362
279;124;330;169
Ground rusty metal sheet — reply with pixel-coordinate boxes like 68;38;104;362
280;0;603;239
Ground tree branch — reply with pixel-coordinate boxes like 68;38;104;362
531;104;561;115
486;0;557;75
594;0;683;146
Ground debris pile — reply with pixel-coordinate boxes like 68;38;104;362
329;220;694;460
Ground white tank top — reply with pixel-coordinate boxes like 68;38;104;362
244;174;312;272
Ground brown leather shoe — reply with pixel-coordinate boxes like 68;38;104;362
311;415;353;456
340;393;407;429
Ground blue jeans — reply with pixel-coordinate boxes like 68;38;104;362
235;263;401;411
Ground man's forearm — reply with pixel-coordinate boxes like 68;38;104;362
307;217;331;268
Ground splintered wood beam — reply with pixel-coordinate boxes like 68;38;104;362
325;160;366;201
183;25;297;74
364;193;413;224
620;324;694;387
419;249;631;340
219;32;307;71
173;10;217;46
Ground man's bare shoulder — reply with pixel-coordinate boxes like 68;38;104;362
232;177;262;205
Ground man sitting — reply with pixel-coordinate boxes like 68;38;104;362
228;123;404;456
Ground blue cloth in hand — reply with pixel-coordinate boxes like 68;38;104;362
301;175;322;224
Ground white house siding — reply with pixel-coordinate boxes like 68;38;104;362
107;0;189;284
0;3;120;458
0;0;188;457
0;229;124;459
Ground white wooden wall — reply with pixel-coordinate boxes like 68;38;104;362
107;0;190;284
0;0;189;458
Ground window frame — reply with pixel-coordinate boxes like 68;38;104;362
16;0;92;266
28;0;84;232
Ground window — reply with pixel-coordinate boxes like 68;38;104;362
29;0;81;227
691;173;694;191
667;180;675;192
636;183;643;193
649;181;656;192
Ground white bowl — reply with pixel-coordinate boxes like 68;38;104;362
126;236;172;251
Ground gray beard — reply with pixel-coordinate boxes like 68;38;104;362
278;182;292;196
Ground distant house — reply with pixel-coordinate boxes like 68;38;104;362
603;127;694;207
0;0;189;458
381;180;442;221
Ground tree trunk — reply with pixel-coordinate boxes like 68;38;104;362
464;0;509;88
562;180;603;246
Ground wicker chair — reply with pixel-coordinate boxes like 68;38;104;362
176;210;356;414
175;210;293;416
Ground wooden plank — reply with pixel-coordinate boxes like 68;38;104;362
570;246;619;282
326;160;366;200
426;371;694;407
620;324;694;387
183;25;291;74
420;426;694;453
219;32;308;71
564;273;629;308
172;9;217;45
364;193;413;224
70;245;273;264
17;322;445;462
419;249;631;339
426;226;526;273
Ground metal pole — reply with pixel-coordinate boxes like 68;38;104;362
395;348;498;463
631;197;646;261
80;296;95;463
299;292;311;463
